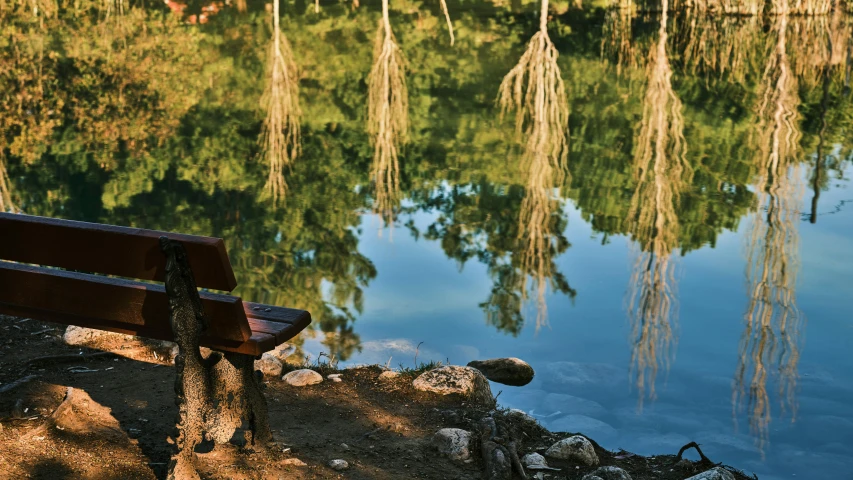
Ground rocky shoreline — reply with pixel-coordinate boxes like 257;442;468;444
0;320;758;479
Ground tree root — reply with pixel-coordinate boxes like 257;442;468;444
478;415;528;480
675;441;715;465
25;351;113;367
0;375;39;395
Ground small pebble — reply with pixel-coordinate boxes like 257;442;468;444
328;459;349;471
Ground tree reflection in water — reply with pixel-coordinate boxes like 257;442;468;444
367;0;407;231
496;0;571;331
733;13;804;457
625;0;691;409
260;0;302;204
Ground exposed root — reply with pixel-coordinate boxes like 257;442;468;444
0;375;39;395
25;351;113;367
478;415;527;480
675;441;713;464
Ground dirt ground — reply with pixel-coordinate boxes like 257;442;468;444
0;315;756;480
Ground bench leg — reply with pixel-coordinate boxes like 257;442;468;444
162;237;213;480
160;237;271;480
208;352;273;447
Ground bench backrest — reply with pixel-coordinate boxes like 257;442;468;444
0;213;253;344
0;213;237;291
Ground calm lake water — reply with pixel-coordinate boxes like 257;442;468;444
2;2;852;478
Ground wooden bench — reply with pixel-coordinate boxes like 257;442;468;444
0;212;312;480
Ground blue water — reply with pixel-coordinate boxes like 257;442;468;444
305;167;853;479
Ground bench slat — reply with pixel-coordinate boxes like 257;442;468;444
0;213;237;291
244;302;311;325
247;318;308;345
0;260;252;342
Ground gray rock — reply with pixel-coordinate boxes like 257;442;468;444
541;393;606;417
521;452;553;470
282;369;323;386
683;467;736;480
378;371;401;381
413;366;493;405
254;353;283;378
544;435;598;466
507;409;537;424
327;459;349;471
582;466;632;480
467;357;535;386
327;374;342;383
433;428;472;461
546;415;617;444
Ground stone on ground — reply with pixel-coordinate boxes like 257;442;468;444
413;366;493;405
581;465;632;480
507;408;537;424
544;435;599;466
467;357;534;386
254;352;283;378
378;370;401;381
48;387;129;441
63;326;128;346
327;459;349;470
327;373;342;383
63;326;177;363
521;452;550;469
281;458;307;466
282;369;323;386
433;428;472;461
684;467;736;480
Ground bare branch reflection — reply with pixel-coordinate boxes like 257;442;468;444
734;14;804;456
626;3;692;408
367;0;407;230
496;0;571;331
260;0;302;204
